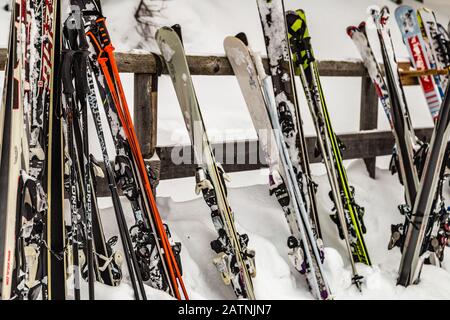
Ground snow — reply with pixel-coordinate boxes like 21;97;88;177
1;0;450;300
93;160;450;299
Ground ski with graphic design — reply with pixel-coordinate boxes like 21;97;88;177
225;33;331;300
370;5;450;270
417;8;449;92
0;0;30;300
286;9;370;289
395;5;442;120
347;20;420;228
397;84;450;286
157;26;256;300
17;0;57;300
256;0;322;242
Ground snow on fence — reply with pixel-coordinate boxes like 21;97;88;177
0;49;433;196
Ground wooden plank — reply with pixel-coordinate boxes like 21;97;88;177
0;48;6;71
89;127;434;194
155;128;435;180
0;49;424;84
359;76;379;178
134;73;157;157
106;52;368;77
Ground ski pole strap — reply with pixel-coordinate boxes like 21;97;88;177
74;50;91;95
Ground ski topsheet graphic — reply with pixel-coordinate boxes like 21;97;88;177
417;8;448;94
157;26;256;300
395;5;442;120
368;7;421;215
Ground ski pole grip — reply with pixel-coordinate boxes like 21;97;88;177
62;50;75;95
77;50;91;95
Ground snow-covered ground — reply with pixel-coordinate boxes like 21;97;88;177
96;160;450;300
154;161;450;300
1;0;450;300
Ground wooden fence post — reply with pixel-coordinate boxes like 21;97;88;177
134;73;160;190
359;75;379;179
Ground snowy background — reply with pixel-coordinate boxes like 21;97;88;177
1;0;450;300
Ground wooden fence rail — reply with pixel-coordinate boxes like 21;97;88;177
0;49;430;197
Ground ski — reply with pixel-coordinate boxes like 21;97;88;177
80;0;188;300
256;0;322;241
0;0;28;300
15;0;68;301
347;19;420;228
397;83;450;286
369;5;450;264
417;8;449;92
225;33;331;300
395;5;442;120
16;0;54;300
156;26;256;299
287;9;371;275
347;23;394;128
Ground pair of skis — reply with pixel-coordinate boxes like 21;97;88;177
347;9;424;256
256;0;331;299
284;7;371;288
254;0;370;293
60;4;127;300
225;33;331;299
393;5;450;286
348;6;450;287
0;0;66;300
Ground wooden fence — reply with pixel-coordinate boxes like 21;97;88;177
0;49;433;196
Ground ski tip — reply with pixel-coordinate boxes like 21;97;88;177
235;32;249;46
155;26;173;38
346;26;359;37
380;5;391;18
171;24;183;43
358;21;367;31
367;5;380;16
